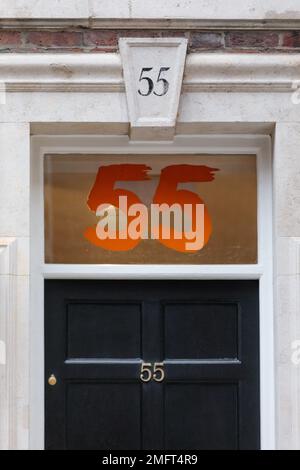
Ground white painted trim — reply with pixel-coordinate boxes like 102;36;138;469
43;264;264;280
30;134;275;450
256;137;275;450
1;53;300;93
0;237;17;450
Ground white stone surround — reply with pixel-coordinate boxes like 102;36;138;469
0;237;17;450
0;46;299;449
0;125;30;450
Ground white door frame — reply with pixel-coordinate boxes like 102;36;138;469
29;134;274;449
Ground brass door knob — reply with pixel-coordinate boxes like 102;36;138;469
48;374;57;386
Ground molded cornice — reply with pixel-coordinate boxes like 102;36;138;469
0;53;299;93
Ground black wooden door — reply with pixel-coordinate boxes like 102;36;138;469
45;280;260;450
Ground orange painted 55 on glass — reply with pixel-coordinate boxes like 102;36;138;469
84;164;218;253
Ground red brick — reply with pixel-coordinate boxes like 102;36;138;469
190;32;223;49
282;32;300;48
0;31;22;46
83;30;118;47
159;31;187;38
118;30;161;39
26;31;82;48
117;30;185;40
225;31;279;48
2;28;298;54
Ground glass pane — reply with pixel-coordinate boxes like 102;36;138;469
44;154;257;264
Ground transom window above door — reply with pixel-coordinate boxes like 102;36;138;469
44;153;257;264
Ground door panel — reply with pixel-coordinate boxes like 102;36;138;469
164;302;239;359
66;383;141;450
66;302;142;359
164;383;238;450
45;280;260;450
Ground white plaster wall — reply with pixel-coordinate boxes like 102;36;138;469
91;0;300;20
1;1;300;20
0;1;88;18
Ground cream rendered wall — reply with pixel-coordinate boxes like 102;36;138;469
1;1;300;21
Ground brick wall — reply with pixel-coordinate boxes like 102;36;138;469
0;29;300;53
